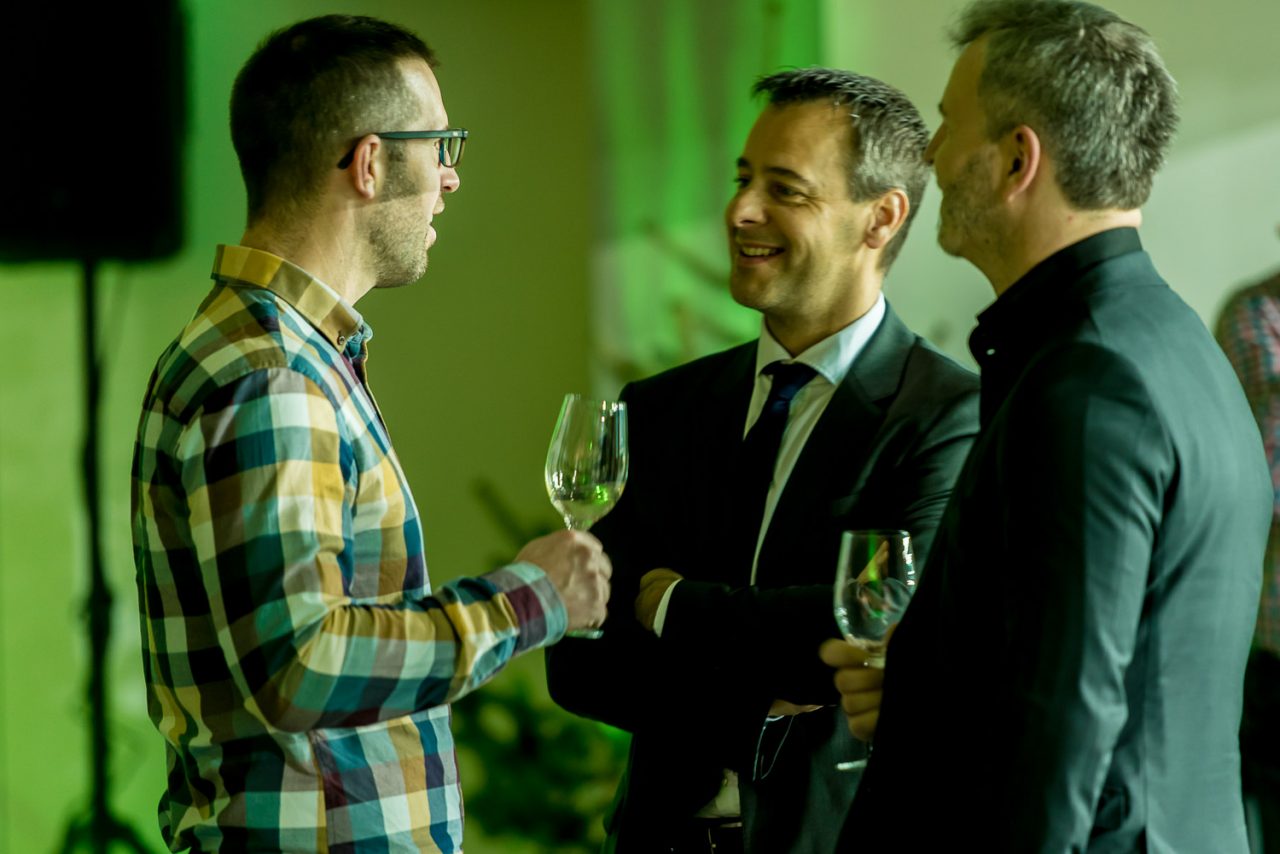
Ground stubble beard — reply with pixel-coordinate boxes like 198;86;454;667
729;262;791;317
369;157;431;288
936;153;1002;261
369;204;429;288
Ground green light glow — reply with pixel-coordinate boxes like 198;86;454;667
590;0;822;388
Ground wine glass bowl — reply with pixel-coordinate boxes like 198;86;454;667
833;530;915;665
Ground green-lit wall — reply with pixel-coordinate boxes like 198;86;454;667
0;1;593;851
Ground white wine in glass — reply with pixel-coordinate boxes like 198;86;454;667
832;529;916;770
545;394;628;638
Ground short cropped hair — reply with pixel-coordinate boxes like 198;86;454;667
752;68;932;270
230;15;436;221
951;0;1179;210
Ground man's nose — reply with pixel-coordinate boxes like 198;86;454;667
441;164;461;194
923;128;943;166
726;188;764;227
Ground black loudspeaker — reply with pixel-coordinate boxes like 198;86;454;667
0;2;186;262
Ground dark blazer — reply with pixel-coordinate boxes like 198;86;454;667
547;305;979;853
847;230;1272;852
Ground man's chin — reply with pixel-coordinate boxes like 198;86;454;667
935;221;966;259
375;256;429;289
728;269;779;311
728;279;762;312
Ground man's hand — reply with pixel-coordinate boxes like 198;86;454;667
634;568;682;632
819;638;884;742
515;530;611;632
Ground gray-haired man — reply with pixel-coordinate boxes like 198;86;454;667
828;1;1270;849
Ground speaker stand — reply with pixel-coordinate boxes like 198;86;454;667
58;260;155;854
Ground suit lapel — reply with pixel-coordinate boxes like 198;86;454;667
700;344;757;460
695;344;758;586
757;306;917;585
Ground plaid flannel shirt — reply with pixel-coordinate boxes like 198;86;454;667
1218;271;1280;657
131;245;567;852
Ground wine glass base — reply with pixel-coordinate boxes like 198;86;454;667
835;759;868;772
565;628;603;640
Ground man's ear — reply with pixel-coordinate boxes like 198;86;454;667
1001;125;1042;201
865;188;910;252
344;133;382;200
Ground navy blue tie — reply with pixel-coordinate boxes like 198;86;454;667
730;361;818;577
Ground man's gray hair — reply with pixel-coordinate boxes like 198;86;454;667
952;0;1179;210
753;68;932;270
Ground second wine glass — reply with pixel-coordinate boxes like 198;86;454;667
832;529;916;770
544;394;628;638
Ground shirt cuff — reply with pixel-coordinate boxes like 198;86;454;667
653;579;680;637
483;561;569;651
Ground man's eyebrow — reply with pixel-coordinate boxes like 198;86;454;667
764;166;816;191
737;158;816;192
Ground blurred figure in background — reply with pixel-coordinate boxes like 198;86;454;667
1218;245;1280;854
130;15;610;852
547;68;978;854
829;1;1270;850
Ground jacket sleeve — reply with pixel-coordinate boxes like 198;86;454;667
660;380;980;705
967;344;1170;850
544;381;693;733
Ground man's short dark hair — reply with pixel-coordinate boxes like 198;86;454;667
230;15;437;222
951;0;1179;210
752;68;932;271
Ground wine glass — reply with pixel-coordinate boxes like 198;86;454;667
832;529;916;771
545;394;628;638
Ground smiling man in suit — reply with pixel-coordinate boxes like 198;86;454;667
546;69;979;854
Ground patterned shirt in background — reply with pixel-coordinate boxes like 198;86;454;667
131;245;567;852
1218;270;1280;657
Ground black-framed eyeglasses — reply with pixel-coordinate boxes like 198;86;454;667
336;129;468;170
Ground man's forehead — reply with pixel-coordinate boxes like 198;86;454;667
398;57;448;126
747;102;850;150
946;39;987;105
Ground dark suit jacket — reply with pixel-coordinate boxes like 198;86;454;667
546;305;979;853
847;230;1271;852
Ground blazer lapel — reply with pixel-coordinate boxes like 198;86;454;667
757;306;917;584
697;343;758;586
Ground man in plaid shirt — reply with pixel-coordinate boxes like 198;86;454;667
1219;262;1280;854
131;16;611;852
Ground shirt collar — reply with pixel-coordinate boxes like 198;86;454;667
969;227;1142;366
755;292;887;386
210;244;372;357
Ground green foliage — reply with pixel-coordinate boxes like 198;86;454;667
452;669;629;853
